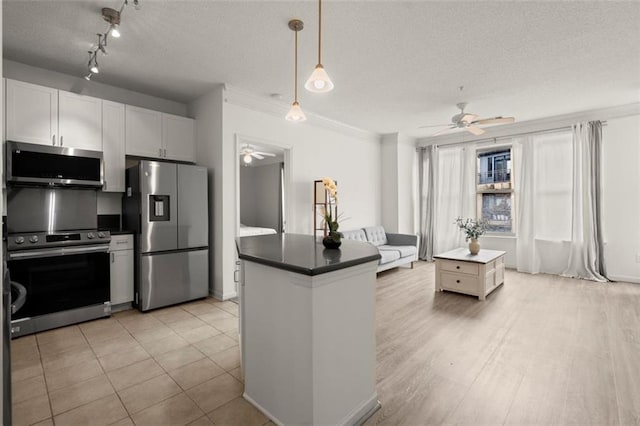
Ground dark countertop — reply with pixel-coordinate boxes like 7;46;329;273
108;230;134;236
237;233;381;276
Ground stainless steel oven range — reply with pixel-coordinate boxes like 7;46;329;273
6;187;111;338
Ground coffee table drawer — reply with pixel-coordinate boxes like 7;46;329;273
441;272;479;293
440;260;479;275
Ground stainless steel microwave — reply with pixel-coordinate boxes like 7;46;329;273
6;141;104;188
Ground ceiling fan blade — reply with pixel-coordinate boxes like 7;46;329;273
466;125;486;136
418;123;450;129
472;116;515;126
252;153;265;160
431;126;455;136
461;113;478;123
254;151;276;157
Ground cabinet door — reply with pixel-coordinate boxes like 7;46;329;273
110;249;134;305
102;101;126;192
58;91;102;151
162;113;195;162
125;105;162;158
6;79;58;146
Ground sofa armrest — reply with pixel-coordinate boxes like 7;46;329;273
385;233;419;247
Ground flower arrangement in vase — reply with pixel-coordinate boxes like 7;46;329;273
321;177;342;249
455;217;488;255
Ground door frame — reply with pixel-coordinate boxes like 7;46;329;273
234;134;293;238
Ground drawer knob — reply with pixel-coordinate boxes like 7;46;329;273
456;266;460;269
456;280;460;283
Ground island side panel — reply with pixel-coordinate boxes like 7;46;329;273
243;261;314;424
307;261;379;425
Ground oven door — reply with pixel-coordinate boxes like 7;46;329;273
7;245;110;321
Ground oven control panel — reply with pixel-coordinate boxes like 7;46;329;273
7;230;111;251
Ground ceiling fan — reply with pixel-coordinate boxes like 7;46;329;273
240;144;276;164
420;102;515;136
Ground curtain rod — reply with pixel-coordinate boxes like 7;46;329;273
416;121;608;150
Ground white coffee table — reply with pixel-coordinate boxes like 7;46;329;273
434;248;506;300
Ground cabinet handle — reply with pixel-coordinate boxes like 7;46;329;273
159;148;162;156
164;148;167;157
111;252;115;263
52;135;56;146
60;135;64;146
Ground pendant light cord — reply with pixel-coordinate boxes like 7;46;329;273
317;0;322;65
294;28;299;102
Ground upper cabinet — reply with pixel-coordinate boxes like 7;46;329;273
125;106;195;163
58;91;102;151
6;79;58;146
102;101;126;192
124;105;163;158
6;79;102;151
163;113;195;162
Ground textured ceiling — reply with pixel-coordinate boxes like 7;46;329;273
4;1;640;138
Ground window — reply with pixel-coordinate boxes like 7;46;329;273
477;148;513;233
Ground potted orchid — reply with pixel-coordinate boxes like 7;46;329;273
321;177;342;249
455;217;488;255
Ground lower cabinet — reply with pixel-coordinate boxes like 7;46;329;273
109;234;134;307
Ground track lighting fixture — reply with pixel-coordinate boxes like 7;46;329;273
286;19;307;123
305;0;334;93
83;1;140;80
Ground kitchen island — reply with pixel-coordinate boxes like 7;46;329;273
237;233;381;426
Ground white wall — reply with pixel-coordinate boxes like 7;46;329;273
380;133;417;234
3;60;188;116
240;163;282;230
191;86;382;299
189;86;225;298
602;114;640;283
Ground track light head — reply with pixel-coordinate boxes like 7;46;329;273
84;73;93;81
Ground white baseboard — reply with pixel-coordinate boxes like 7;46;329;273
608;274;640;284
243;393;282;426
211;289;238;301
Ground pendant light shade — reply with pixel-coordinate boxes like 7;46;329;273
286;19;307;123
305;0;334;93
305;64;334;93
286;101;307;122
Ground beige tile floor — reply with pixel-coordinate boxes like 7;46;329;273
11;298;273;426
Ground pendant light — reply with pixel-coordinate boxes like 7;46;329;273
305;0;334;93
286;19;307;122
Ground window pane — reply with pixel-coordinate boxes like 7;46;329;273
481;193;512;233
477;149;511;185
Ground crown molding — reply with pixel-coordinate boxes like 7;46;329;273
222;84;380;143
417;103;640;147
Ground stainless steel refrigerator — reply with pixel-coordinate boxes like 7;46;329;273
124;161;209;311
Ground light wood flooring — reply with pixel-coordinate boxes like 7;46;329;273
369;261;640;425
11;262;640;425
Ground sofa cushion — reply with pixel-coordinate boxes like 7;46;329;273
379;245;417;258
378;249;400;264
341;229;368;242
363;226;387;247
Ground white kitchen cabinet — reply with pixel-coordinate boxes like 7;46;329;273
58;91;102;151
109;234;134;307
125;105;163;158
102;101;126;192
6;79;102;151
6;79;58;146
163;113;195;162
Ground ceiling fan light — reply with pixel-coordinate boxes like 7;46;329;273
243;154;253;164
286;101;307;122
305;64;334;93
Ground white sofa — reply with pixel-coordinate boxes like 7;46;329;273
341;226;419;272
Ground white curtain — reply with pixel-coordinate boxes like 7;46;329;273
514;132;574;274
562;121;608;282
417;145;436;260
433;144;476;255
